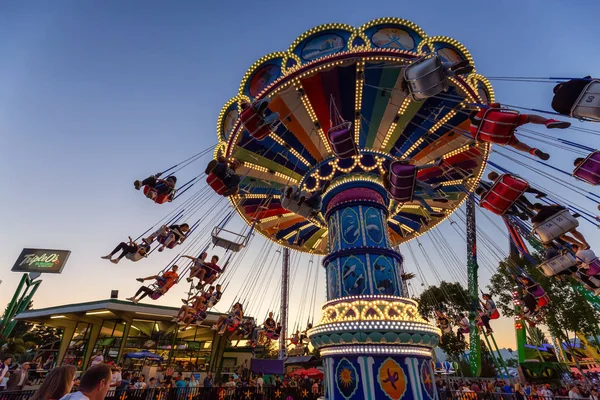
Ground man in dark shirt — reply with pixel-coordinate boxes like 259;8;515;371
531;203;590;249
530;204;565;224
552;77;592;115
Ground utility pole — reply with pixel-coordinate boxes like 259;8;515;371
279;247;290;359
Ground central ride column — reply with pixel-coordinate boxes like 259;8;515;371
308;178;441;400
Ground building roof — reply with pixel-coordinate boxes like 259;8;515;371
15;298;224;327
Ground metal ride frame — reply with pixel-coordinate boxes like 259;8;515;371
0;273;42;337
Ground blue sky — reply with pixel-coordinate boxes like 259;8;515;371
1;1;600;348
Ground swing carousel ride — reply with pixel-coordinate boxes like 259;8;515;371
112;17;600;400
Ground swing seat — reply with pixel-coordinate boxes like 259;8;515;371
571;80;600;122
479;174;529;215
573;150;600;185
211;226;249;252
403;54;449;101
240;99;275;140
265;331;279;340
537;294;549;307
474;109;520;145
156;234;178;249
388;161;417;202
194;310;207;321
458;327;470;334
150;291;163;300
143;186;171;204
581;258;600;276
204;266;221;282
532;209;579;244
327;121;357;159
207;174;227;195
227;322;240;332
281;195;314;219
538;253;577;277
489;309;500;319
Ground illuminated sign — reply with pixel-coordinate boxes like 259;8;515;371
11;249;71;274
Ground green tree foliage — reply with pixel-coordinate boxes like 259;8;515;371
417;281;470;318
439;333;468;363
527;326;549;347
488;254;600;354
23;324;61;347
418;282;470;366
456;340;498;377
480;340;498;378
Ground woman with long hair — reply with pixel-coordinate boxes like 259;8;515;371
31;365;77;400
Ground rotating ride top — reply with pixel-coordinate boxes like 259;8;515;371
213;18;494;400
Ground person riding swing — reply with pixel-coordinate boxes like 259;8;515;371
126;265;179;304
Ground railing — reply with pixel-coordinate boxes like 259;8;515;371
0;390;37;400
0;387;324;400
442;391;575;400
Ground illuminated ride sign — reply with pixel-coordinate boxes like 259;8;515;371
11;249;71;274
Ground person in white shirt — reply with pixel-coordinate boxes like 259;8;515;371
133;376;147;389
110;366;122;387
0;372;10;390
569;385;583;399
60;364;112;400
573;245;597;265
90;351;104;366
102;237;150;264
0;357;11;384
188;375;198;388
256;374;264;394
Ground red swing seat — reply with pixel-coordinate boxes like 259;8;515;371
207;173;227;195
473;108;521;145
479;174;529;215
488;309;500;320
240;104;271;140
143;186;171;204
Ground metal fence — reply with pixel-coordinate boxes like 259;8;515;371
442;391;575;400
0;387;324;400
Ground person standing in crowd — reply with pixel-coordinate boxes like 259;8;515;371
256;373;264;394
0;372;9;391
116;371;131;397
541;383;554;398
60;364;112;400
569;385;583;399
7;362;30;391
42;356;54;370
110;365;122;388
0;357;11;387
31;365;76;400
203;372;212;388
134;375;147;389
90;351;104;367
175;373;186;389
147;377;157;389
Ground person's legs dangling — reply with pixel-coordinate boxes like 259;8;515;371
103;242;128;259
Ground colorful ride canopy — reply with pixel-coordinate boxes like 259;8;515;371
215;18;493;254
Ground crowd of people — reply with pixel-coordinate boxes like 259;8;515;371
437;378;600;400
13;361;324;400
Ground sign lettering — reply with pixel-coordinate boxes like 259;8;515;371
12;249;70;274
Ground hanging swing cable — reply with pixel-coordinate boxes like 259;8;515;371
161;144;216;176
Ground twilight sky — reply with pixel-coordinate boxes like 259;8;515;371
1;0;599;349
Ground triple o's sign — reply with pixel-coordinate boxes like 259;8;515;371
11;249;71;274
